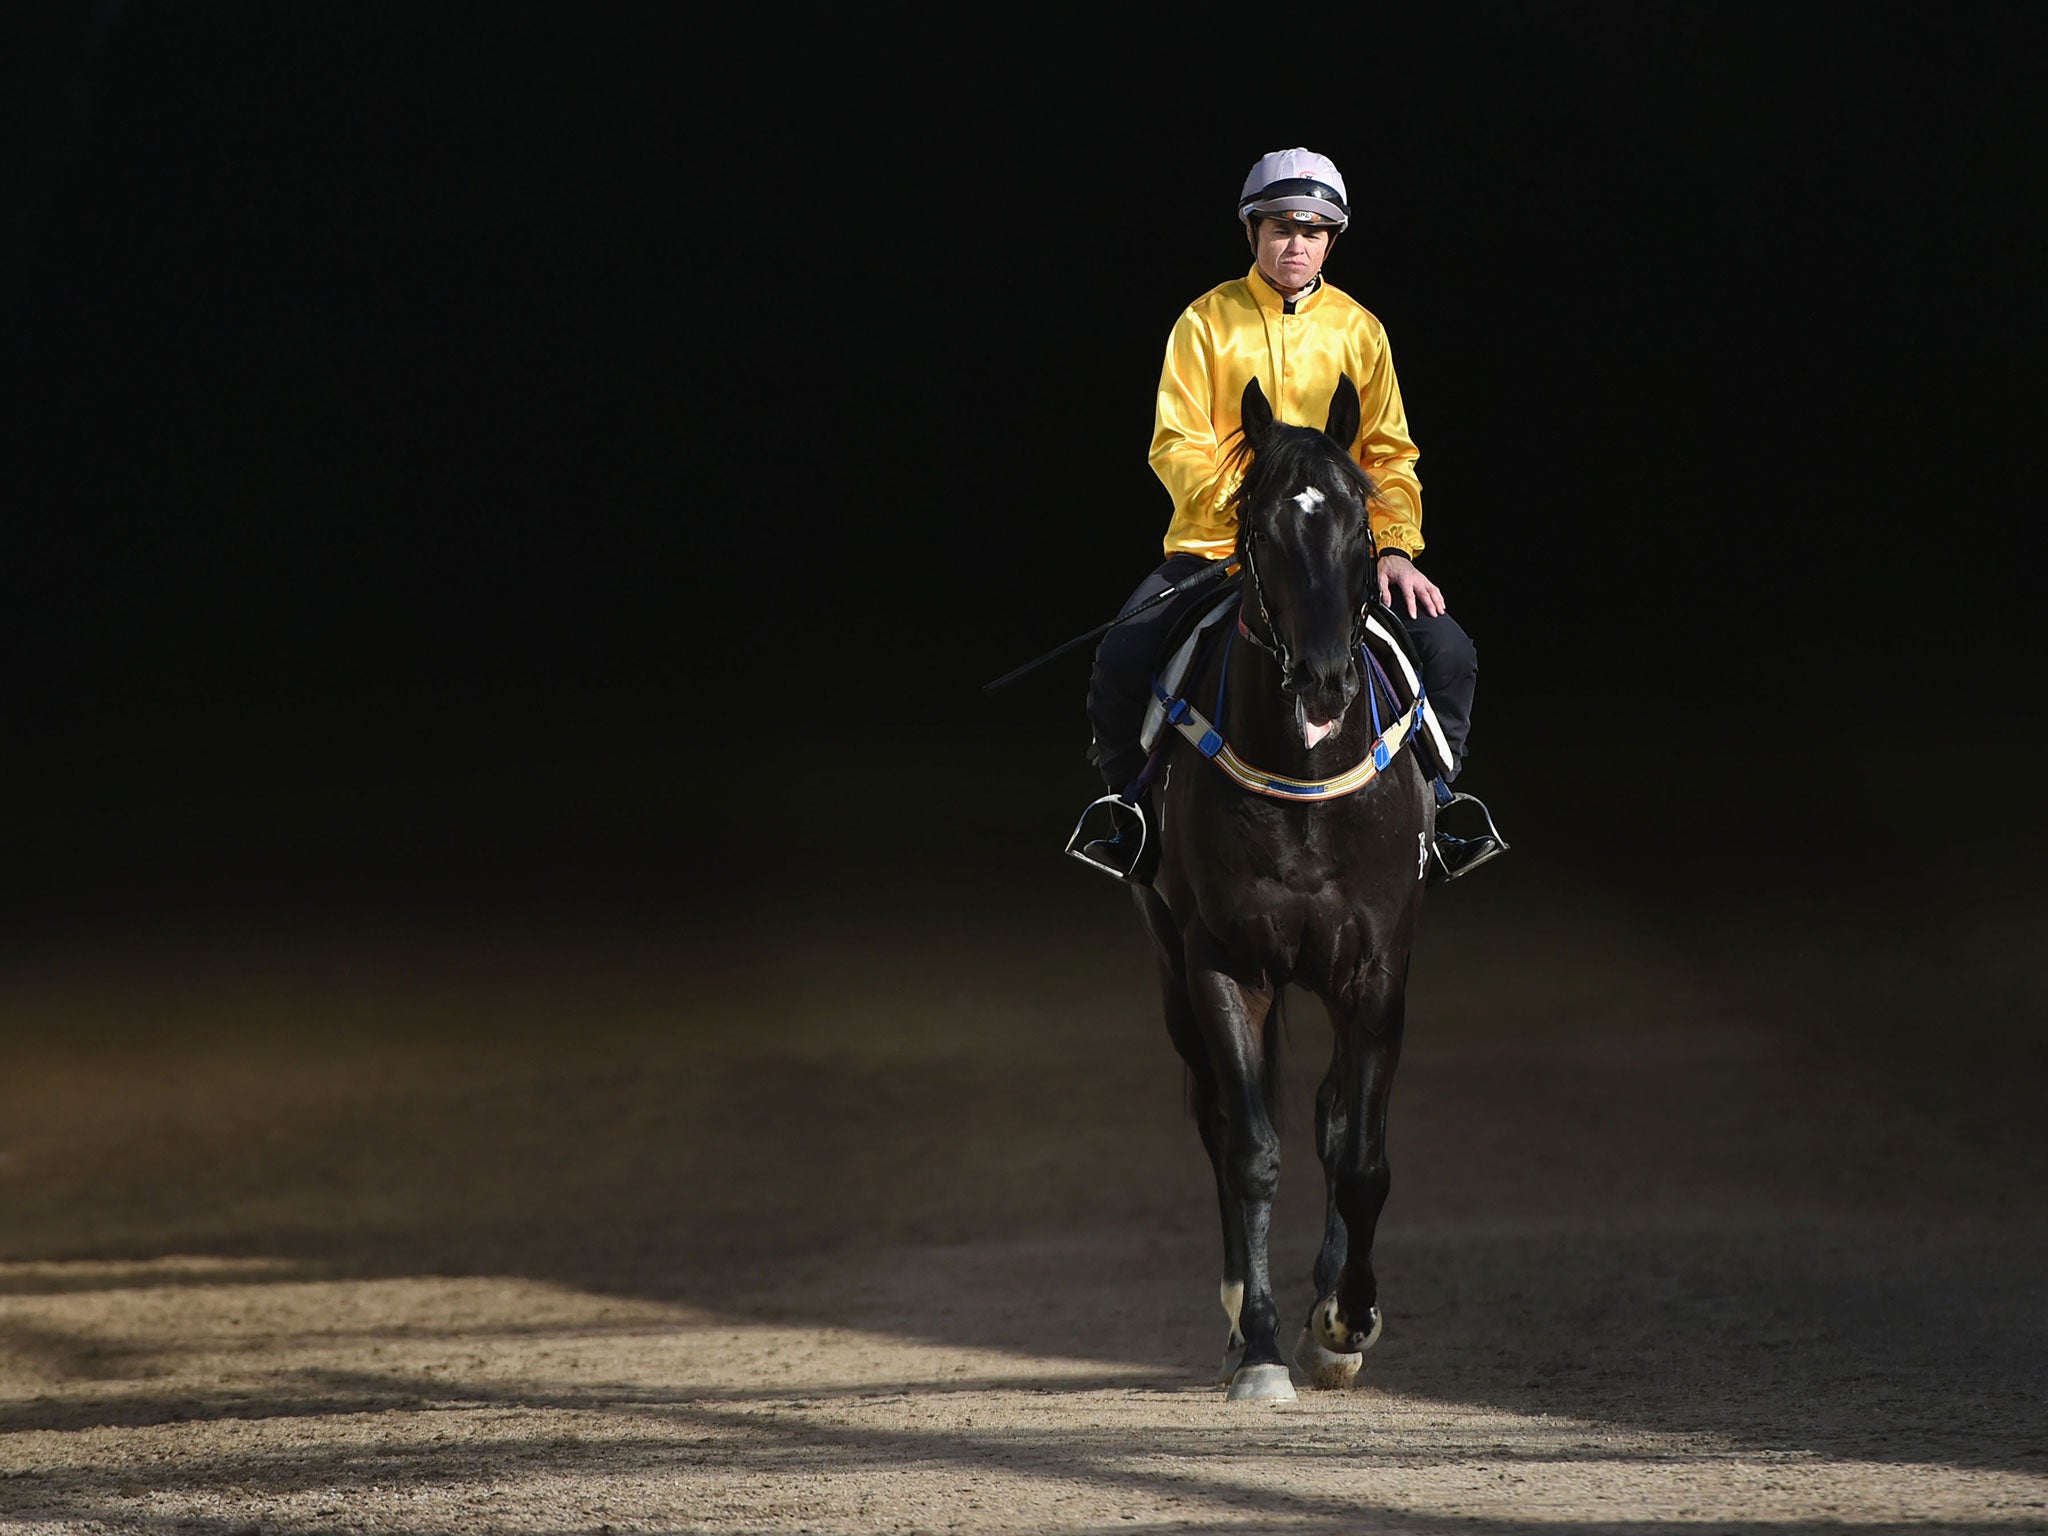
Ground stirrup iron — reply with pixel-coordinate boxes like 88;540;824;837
1430;789;1509;883
1064;793;1149;881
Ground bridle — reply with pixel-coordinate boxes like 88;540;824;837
1141;406;1428;805
1149;511;1425;805
1233;507;1380;680
1234;525;1290;671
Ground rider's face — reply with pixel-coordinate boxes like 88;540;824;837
1252;218;1334;297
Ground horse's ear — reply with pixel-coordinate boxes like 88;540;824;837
1325;375;1361;450
1241;377;1274;449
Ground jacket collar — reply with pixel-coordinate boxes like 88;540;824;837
1246;265;1326;313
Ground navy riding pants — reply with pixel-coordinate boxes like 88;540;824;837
1085;554;1479;794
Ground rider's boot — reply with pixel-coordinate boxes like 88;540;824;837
1428;775;1509;885
1066;792;1154;882
1068;748;1157;884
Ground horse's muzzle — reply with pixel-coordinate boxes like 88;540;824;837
1284;656;1359;748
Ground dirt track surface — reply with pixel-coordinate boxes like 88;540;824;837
3;737;2046;1533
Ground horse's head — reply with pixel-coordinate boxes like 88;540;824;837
1228;376;1378;747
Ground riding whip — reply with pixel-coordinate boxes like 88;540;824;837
981;558;1238;694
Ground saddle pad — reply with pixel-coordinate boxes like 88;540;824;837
1361;611;1456;783
1139;592;1239;753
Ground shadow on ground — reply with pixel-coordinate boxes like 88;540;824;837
3;704;2045;1489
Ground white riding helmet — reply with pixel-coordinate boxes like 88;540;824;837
1238;147;1350;232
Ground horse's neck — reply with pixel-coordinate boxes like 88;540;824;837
1213;618;1318;776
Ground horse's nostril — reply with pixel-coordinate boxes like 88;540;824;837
1299;665;1353;699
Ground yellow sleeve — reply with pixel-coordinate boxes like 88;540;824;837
1356;328;1425;558
1147;309;1240;557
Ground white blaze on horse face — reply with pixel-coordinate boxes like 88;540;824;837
1418;831;1429;880
1292;486;1326;516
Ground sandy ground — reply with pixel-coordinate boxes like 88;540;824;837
2;725;2046;1533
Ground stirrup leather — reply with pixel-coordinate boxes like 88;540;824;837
1430;790;1510;883
1064;793;1149;881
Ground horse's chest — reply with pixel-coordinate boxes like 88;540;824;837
1186;799;1411;990
1200;885;1367;994
1197;848;1369;987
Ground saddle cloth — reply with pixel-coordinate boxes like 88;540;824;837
1140;593;1456;783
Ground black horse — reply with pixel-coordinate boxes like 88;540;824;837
1136;375;1433;1401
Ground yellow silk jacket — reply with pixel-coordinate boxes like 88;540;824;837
1150;266;1425;561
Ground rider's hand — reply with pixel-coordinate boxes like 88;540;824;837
1377;553;1446;618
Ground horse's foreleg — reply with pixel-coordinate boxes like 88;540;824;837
1312;973;1407;1368
1158;965;1247;1383
1139;892;1252;1384
1294;1053;1365;1388
1310;1058;1350;1298
1186;945;1292;1402
1193;1084;1249;1385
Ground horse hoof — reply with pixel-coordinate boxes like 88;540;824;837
1314;1295;1383;1355
1292;1325;1363;1389
1214;1339;1247;1387
1225;1362;1297;1402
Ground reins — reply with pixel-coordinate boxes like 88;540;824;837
1234;529;1292;672
1230;473;1381;666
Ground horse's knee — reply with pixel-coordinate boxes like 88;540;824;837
1313;1076;1348;1158
1335;1154;1390;1222
1227;1126;1282;1203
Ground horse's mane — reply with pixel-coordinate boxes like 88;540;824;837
1220;425;1379;556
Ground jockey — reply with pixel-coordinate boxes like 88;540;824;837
1072;147;1508;885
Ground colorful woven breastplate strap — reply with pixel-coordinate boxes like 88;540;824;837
1149;642;1424;803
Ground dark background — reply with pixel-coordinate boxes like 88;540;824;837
5;21;2045;1511
3;6;2041;933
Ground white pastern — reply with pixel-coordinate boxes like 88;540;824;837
1292;486;1326;515
1220;1279;1245;1338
